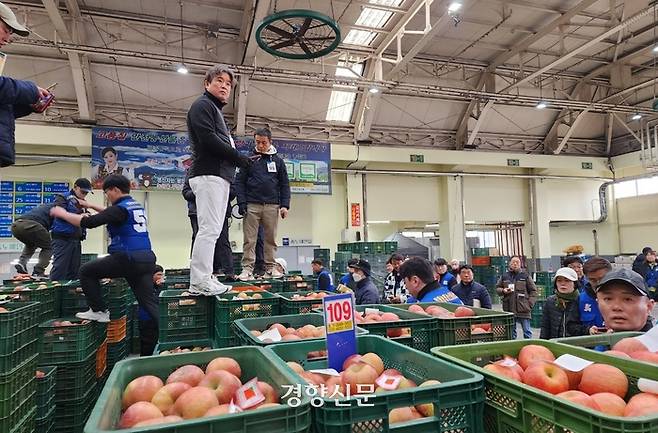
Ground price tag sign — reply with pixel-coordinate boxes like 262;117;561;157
322;293;357;371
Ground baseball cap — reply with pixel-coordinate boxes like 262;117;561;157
351;259;371;276
0;3;29;36
553;267;578;282
595;268;648;296
74;178;93;193
274;258;287;274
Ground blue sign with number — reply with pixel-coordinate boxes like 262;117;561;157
43;182;69;193
0;228;11;238
322;293;357;371
14;193;42;204
0;204;11;215
15;182;42;192
0;181;13;191
14;204;38;215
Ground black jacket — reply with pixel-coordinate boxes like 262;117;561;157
496;270;537;319
355;277;380;305
17;203;57;230
540;294;584;339
633;254;646;275
0;77;39;167
186;91;244;181
235;148;290;209
451;281;492;309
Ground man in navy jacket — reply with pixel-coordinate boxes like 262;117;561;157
0;3;51;167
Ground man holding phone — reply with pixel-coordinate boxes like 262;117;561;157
0;2;52;167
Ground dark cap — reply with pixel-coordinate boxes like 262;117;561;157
351;259;371;276
596;268;648;296
74;178;93;193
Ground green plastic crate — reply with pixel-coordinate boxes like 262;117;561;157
59;284;108;317
165;268;189;276
353;304;439;353
8;405;35;433
214;291;281;347
433;339;658;433
0;354;37;418
159;290;213;343
392;302;514;347
277;291;332;314
269;335;484;433
36;406;55;433
107;338;128;370
48;350;96;401
152;338;214;355
0;382;35;433
270;278;317;294
471;248;489;257
85;346;312;433
0;301;38;371
0;286;59;322
530;299;545;328
38;318;97;364
232;313;368;348
554;332;643;350
55;386;96;433
36;365;57;419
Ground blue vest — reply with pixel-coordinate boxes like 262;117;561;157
107;196;152;255
646;264;658;289
51;191;85;238
319;269;335;292
413;287;463;304
439;272;455;288
579;290;603;328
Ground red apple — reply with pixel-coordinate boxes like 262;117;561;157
380;312;400;321
205;357;241;378
258;381;280;403
122;375;164;410
604;350;631;359
119;401;163;428
342;354;363;370
518;345;555;370
398;377;417;389
612;338;649;355
341;363;379;395
494;357;524;377
172;386;219;419
522;362;569;394
454;306;475;317
386;328;403;338
299;371;325;386
415;380;441;416
624;393;658;417
286;362;305;374
204;404;231;417
361;353;385;375
578;364;628;399
389;407;417;424
590;392;626;416
629;351;658;364
151;382;192;415
408;305;426;315
381;368;403;377
556;390;600;410
166;365;206;387
484;363;521;382
199;370;242;404
133;415;183;427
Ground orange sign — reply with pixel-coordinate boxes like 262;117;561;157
350;203;361;227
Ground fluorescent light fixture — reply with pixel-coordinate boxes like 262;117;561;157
177;64;189;74
425;223;440;229
367;220;390;224
464;221;476;224
536;101;547;109
653;46;658;53
368;86;380;94
632;113;642;120
448;2;462;13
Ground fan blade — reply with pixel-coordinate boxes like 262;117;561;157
298;17;313;36
266;25;293;39
299;39;312;55
271;39;297;50
304;36;335;41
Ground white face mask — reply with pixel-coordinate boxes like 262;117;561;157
353;272;364;282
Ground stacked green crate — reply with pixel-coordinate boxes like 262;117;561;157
312;248;330;264
331;250;352;274
59;282;108;317
159;290;213;344
129;301;140;355
35;366;56;433
531;299;545;327
471;247;489;257
472;265;499;290
165;268;189;276
37;318;97;433
213;291;281;347
0;302;39;433
534;271;554;287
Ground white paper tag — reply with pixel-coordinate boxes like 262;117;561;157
498;358;518;368
638;378;658;394
553;354;593;372
309;368;341;377
235;378;265;409
267;161;277;173
375;374;402;390
257;328;282;342
635;327;658;352
365;308;380;315
228;399;243;414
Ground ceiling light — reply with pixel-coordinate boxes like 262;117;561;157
368;86;380;94
177;64;189;74
632;113;642;120
536;101;547;109
448;2;462;13
653;46;658;53
367;220;390;224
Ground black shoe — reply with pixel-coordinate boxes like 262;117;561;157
14;264;28;275
224;275;238;282
31;273;47;280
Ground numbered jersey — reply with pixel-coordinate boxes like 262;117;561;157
107;196;152;254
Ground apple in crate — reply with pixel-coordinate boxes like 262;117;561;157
578;364;628;399
199;370;242;404
173;386;220;419
166;365;206;387
517;344;555;370
205;357;242;378
122;375;164;409
119;401;163;428
522;361;569;394
612;337;649;355
556;390;600;410
591;393;627;416
151;382;191;415
624;393;658;417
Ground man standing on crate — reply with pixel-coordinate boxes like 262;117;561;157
49;175;157;325
496;256;537;339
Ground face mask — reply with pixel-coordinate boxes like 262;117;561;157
353;272;364;282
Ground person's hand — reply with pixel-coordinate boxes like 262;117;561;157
76;198;90;209
391;296;402;304
589;325;599;335
280;208;288;219
155;278;165;285
238;203;247;217
236;154;251;169
503;287;511;294
37;87;51;99
49;206;66;218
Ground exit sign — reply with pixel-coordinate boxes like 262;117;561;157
410;154;424;163
582;162;593;169
507;159;520;167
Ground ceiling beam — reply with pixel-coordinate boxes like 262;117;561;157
241;0;271;65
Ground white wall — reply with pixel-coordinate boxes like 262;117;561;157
617;193;658;254
366;175;441;222
463;177;529;222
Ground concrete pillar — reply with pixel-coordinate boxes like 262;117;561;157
439;176;466;262
530;178;552;271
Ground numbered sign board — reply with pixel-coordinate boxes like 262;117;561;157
322;293;357;371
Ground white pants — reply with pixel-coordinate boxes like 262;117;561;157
189;175;230;285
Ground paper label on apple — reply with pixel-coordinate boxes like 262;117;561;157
635;327;658;352
365;308;380;315
638;378;658;394
235;378;265;409
498;358;518;367
258;328;282;342
375;374;402;390
309;368;341;377
553;354;593;372
229;399;243;414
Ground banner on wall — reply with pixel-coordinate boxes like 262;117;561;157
91;127;192;191
234;137;332;194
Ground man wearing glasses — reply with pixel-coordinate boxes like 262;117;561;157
50;175;157;325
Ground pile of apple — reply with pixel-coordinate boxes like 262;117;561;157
483;344;658;417
50;319;90;327
159;346;212;355
604;336;658;364
250;322;327;343
406;304;476;319
354;311;410;338
118;357;281;429
287;352;440;425
289;292;329;301
218;292;264;311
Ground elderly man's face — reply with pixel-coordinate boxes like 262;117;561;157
597;284;654;331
